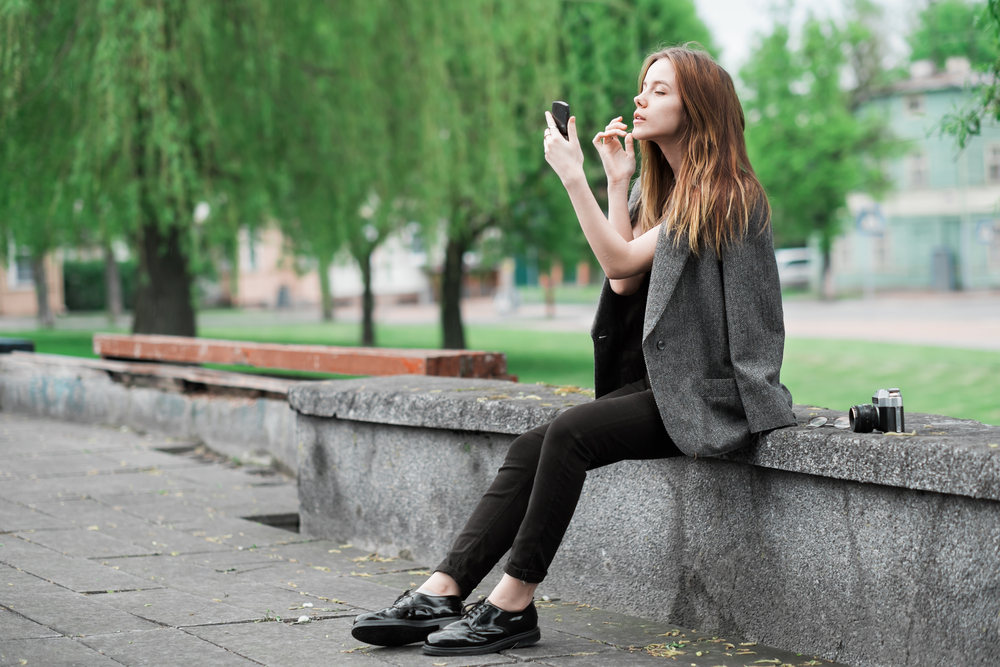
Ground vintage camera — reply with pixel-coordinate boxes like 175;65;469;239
849;388;905;433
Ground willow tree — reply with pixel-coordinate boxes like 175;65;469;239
0;2;83;326
420;0;559;349
271;0;438;345
1;1;279;335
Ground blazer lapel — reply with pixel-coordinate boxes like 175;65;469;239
643;224;690;343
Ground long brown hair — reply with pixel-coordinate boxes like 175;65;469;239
636;45;770;254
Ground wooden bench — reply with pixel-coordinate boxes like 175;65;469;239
92;334;511;380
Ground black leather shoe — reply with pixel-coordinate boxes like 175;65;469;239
351;590;464;646
422;598;540;655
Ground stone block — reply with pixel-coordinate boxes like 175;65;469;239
289;375;591;436
188;619;387;667
0;637;123;666
1;566;159;636
0;609;60;641
0;536;157;593
97;588;262;626
0;356;299;474
80;627;260;666
0;499;70;532
15;529;158;559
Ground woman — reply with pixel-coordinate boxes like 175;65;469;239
351;45;795;657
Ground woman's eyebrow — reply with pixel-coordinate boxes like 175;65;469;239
643;79;672;90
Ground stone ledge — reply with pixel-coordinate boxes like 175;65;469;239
288;375;594;436
289;377;1000;502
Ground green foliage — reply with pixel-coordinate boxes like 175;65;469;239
908;0;996;68
740;10;896;254
62;261;136;312
938;0;1000;148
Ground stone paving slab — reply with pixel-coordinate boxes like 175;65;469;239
189;619;388;666
0;609;61;641
0;536;159;593
98;587;265;626
80;627;260;666
26;498;233;555
14;528;159;559
110;492;226;524
90;447;207;471
164;463;286;489
180;516;310;549
1;565;160;636
0;636;124;666
295;616;519;666
107;554;348;616
0;499;71;531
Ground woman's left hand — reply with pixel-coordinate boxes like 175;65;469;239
543;111;585;185
593;117;635;188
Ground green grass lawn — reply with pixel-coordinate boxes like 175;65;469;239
8;324;999;425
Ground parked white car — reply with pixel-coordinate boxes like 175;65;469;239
774;248;812;289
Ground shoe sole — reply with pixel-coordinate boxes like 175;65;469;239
352;616;463;647
421;626;541;656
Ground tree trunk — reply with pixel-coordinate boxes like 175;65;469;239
132;222;197;336
104;242;123;325
821;245;836;301
441;236;467;350
318;254;334;322
542;272;556;318
31;254;55;329
360;249;375;346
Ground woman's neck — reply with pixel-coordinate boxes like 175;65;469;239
655;136;685;175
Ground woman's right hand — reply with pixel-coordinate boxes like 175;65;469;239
593;117;635;187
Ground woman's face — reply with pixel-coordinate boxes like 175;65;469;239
632;58;686;144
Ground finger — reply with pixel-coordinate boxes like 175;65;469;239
568;116;579;144
624;132;634;158
544;110;557;131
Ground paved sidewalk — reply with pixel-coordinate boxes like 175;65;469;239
0;413;846;667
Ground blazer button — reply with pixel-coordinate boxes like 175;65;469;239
656;340;665;350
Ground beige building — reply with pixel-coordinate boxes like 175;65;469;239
0;250;64;317
233;225;433;309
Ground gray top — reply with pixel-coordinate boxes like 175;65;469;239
591;184;795;457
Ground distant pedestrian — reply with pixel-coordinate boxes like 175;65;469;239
351;44;796;656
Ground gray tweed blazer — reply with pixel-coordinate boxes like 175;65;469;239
591;184;795;456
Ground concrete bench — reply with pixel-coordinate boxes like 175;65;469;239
289;376;1000;667
93;333;510;379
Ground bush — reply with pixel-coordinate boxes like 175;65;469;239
63;260;137;312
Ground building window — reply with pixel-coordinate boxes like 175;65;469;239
7;244;34;289
907;151;929;189
904;94;925;117
986;144;1000;184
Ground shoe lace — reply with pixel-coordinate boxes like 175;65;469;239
392;589;413;607
461;598;490;623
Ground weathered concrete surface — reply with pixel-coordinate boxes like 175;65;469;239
291;377;1000;501
1;413;830;667
293;378;1000;667
0;354;298;472
288;375;592;435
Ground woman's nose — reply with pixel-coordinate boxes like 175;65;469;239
634;95;644;108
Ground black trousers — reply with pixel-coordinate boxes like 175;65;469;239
434;377;684;598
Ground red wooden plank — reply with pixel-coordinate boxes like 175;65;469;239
93;334;508;379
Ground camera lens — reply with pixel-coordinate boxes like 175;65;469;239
850;404;879;433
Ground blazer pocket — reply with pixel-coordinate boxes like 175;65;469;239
698;378;739;397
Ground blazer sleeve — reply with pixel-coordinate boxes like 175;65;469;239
720;205;796;434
